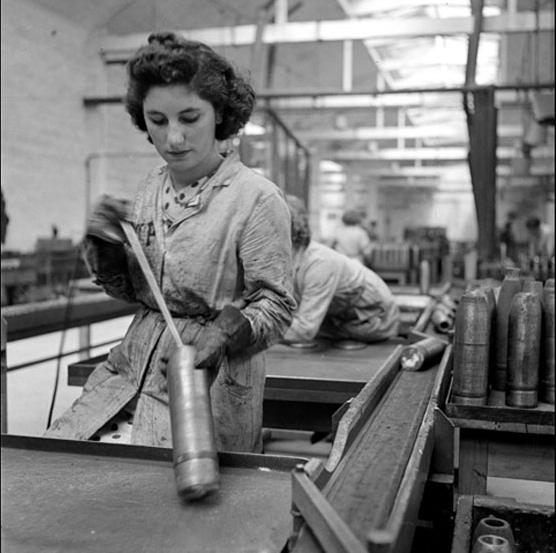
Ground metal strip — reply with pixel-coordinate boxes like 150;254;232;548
292;468;367;553
0;434;306;472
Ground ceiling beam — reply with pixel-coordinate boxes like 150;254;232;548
348;0;503;15
83;85;555;109
99;11;554;62
331;164;552;178
295;124;521;141
327;145;554;161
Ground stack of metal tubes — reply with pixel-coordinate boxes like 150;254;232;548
451;269;555;408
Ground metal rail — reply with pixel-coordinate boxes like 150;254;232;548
2;292;138;342
6;338;122;372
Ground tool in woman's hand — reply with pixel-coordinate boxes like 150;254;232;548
120;220;220;501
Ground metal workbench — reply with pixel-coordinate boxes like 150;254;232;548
1;434;305;553
67;338;406;433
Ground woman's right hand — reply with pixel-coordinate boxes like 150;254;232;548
86;195;132;244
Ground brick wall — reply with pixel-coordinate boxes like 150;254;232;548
1;1;96;251
0;2;159;252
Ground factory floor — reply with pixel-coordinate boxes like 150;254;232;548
4;316;554;508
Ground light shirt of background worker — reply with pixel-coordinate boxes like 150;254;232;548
331;209;373;265
282;196;400;345
45;32;295;453
526;217;554;259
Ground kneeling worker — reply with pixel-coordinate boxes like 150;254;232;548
283;196;400;347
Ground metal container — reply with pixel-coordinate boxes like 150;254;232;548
431;302;455;333
439;293;459;313
472;535;512;553
493;267;522;391
540;278;555;404
521;280;544;296
452;289;491;405
478;286;497;389
472;517;515;552
400;336;447;371
419;259;431;295
506;292;542;408
166;345;220;500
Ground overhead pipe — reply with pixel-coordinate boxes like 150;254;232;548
82;82;555;107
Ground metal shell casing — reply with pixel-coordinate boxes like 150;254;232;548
166;345;220;500
400;336;446;371
493;267;522;391
452;290;491;405
521;279;544;296
506;292;542;408
540;279;555;404
431;303;455;333
418;259;431;295
481;286;497;386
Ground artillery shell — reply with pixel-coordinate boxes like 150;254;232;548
167;345;220;500
439;294;459;313
520;275;535;287
400;336;447;371
521;280;544;296
476;286;497;389
540;279;555;404
452;290;491;405
493;267;522;391
506;292;542;408
419;259;431;295
431;303;455;333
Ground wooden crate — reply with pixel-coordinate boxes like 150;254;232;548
451;494;555;553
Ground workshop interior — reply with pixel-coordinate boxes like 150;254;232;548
1;1;555;552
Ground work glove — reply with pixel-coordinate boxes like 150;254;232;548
193;305;253;373
86;195;132;244
84;195;132;278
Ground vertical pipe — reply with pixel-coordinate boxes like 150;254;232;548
540;278;555;404
1;316;7;433
342;40;353;92
78;326;91;361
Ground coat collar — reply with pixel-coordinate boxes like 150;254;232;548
156;149;243;189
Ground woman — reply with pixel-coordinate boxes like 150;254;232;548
46;32;295;453
283;196;399;346
331;209;373;265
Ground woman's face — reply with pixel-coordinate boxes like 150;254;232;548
143;84;221;186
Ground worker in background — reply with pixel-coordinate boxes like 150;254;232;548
331;209;373;265
1;188;8;245
499;211;519;264
366;219;380;242
45;32;295;453
525;217;554;259
282;195;400;348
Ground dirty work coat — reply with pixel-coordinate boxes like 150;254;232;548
283;241;399;343
45;151;295;453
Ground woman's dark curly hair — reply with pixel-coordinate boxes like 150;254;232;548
125;31;256;141
286;195;311;248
